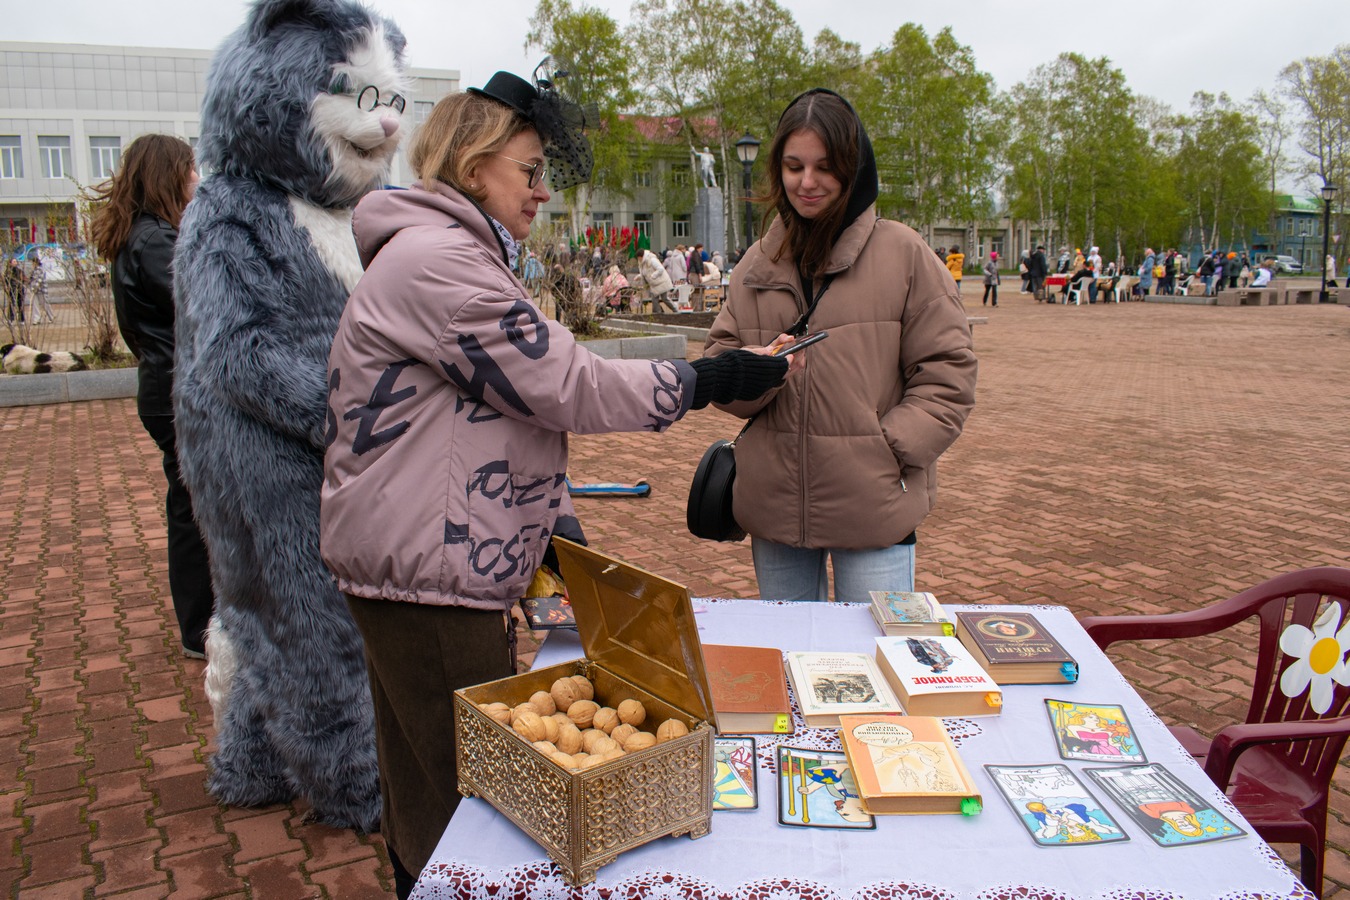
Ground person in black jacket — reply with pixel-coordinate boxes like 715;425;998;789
90;134;214;658
1028;244;1049;301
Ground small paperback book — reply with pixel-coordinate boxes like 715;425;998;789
868;591;955;637
776;744;875;829
1087;763;1246;847
784;651;903;727
953;610;1078;684
874;635;1003;717
712;736;758;811
984;763;1129;848
838;714;981;816
1045;699;1146;763
702;644;793;735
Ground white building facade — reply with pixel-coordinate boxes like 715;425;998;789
0;41;457;248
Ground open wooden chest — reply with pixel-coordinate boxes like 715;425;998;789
453;539;716;885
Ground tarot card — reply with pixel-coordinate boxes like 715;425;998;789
518;594;575;630
713;736;758;810
1045;699;1146;763
1087;763;1246;847
775;745;875;829
984;763;1129;847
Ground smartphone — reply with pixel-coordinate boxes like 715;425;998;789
773;331;829;357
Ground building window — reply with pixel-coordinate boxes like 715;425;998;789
634;168;653;188
38;136;72;179
90;136;123;179
633;214;652;239
672;215;691;238
414;101;434;124
592;212;613;229
672;165;689;187
0;136;22;179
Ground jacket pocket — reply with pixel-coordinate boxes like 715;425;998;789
459;464;566;600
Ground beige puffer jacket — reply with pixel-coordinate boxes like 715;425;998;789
705;208;976;549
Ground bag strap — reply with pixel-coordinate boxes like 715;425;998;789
732;273;838;445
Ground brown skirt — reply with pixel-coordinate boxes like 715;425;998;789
346;594;513;877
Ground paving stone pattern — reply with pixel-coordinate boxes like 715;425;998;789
1;290;1347;897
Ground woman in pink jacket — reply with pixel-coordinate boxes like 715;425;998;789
320;70;784;897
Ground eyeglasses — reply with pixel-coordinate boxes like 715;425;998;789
499;155;548;190
327;74;405;114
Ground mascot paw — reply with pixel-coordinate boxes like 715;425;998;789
207;765;296;809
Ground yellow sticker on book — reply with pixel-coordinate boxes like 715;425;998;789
774;714;791;733
986;693;1003;708
941;622;955;636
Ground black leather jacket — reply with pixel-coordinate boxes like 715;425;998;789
113;214;178;417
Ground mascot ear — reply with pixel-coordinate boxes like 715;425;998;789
247;0;342;41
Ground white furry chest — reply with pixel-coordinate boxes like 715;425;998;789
289;198;363;293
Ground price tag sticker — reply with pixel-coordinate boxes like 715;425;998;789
773;714;791;733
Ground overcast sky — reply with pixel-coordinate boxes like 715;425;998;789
6;0;1347;115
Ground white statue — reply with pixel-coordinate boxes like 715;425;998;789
693;146;717;188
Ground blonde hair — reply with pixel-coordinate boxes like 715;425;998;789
408;92;532;204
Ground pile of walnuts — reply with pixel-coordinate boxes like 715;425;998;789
477;674;690;771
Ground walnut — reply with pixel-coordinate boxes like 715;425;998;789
549;750;579;769
549;678;581;710
556;722;583;755
579;754;608;770
510;703;536;724
532;740;556;754
656;719;689;743
540;714;560;743
512;710;547;742
569;674;595;701
567;699;599;729
622;731;657;752
617;698;647;726
589;735;620;756
592;707;620;734
609;723;638;745
528;690;557;716
480;702;513;726
580;728;608;753
601;747;626;761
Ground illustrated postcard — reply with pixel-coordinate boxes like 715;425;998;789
984;763;1129;847
1086;763;1246;847
776;745;875;829
1044;699;1146;763
713;736;758;811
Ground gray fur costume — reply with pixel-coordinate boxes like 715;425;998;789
173;0;407;831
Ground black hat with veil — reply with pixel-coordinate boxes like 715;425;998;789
467;58;596;191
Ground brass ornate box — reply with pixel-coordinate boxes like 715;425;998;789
453;540;716;886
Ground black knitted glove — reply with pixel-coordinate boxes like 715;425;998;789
688;349;789;409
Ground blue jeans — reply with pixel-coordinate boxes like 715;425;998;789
750;538;916;603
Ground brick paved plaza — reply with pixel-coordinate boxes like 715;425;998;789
2;288;1347;897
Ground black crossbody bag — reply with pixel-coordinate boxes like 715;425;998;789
686;275;835;541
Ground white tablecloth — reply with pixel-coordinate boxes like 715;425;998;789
412;602;1311;900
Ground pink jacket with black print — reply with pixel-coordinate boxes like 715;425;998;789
321;182;694;610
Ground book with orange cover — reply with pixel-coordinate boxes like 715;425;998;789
838;714;982;816
702;644;794;735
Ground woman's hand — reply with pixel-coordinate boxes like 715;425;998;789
763;333;806;374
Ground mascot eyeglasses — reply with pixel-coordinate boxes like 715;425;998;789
327;74;405;114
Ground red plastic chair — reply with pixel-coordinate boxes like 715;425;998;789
1079;567;1350;898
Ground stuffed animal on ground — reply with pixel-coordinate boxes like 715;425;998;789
1;343;87;374
172;0;407;831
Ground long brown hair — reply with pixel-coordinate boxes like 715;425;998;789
761;91;859;283
88;134;196;262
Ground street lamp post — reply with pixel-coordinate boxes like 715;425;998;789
1320;181;1338;303
1299;227;1308;272
735;131;760;252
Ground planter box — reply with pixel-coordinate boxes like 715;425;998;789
0;367;136;408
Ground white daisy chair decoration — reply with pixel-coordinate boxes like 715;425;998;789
1278;603;1350;714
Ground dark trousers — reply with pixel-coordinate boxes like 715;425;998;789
346;594;514;884
981;284;998;305
140;414;214;652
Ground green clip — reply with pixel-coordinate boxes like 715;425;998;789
961;796;982;816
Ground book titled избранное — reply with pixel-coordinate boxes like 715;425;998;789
874;635;1003;718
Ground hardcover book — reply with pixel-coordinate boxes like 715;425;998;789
702;644;793;735
784;651;903;727
954;611;1078;684
838;714;982;816
868;591;956;637
874;635;1003;718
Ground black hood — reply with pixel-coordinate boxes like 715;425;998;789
778;88;879;240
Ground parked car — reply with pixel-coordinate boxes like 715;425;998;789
1272;254;1303;274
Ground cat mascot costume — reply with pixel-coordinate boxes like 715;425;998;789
173;0;407;830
